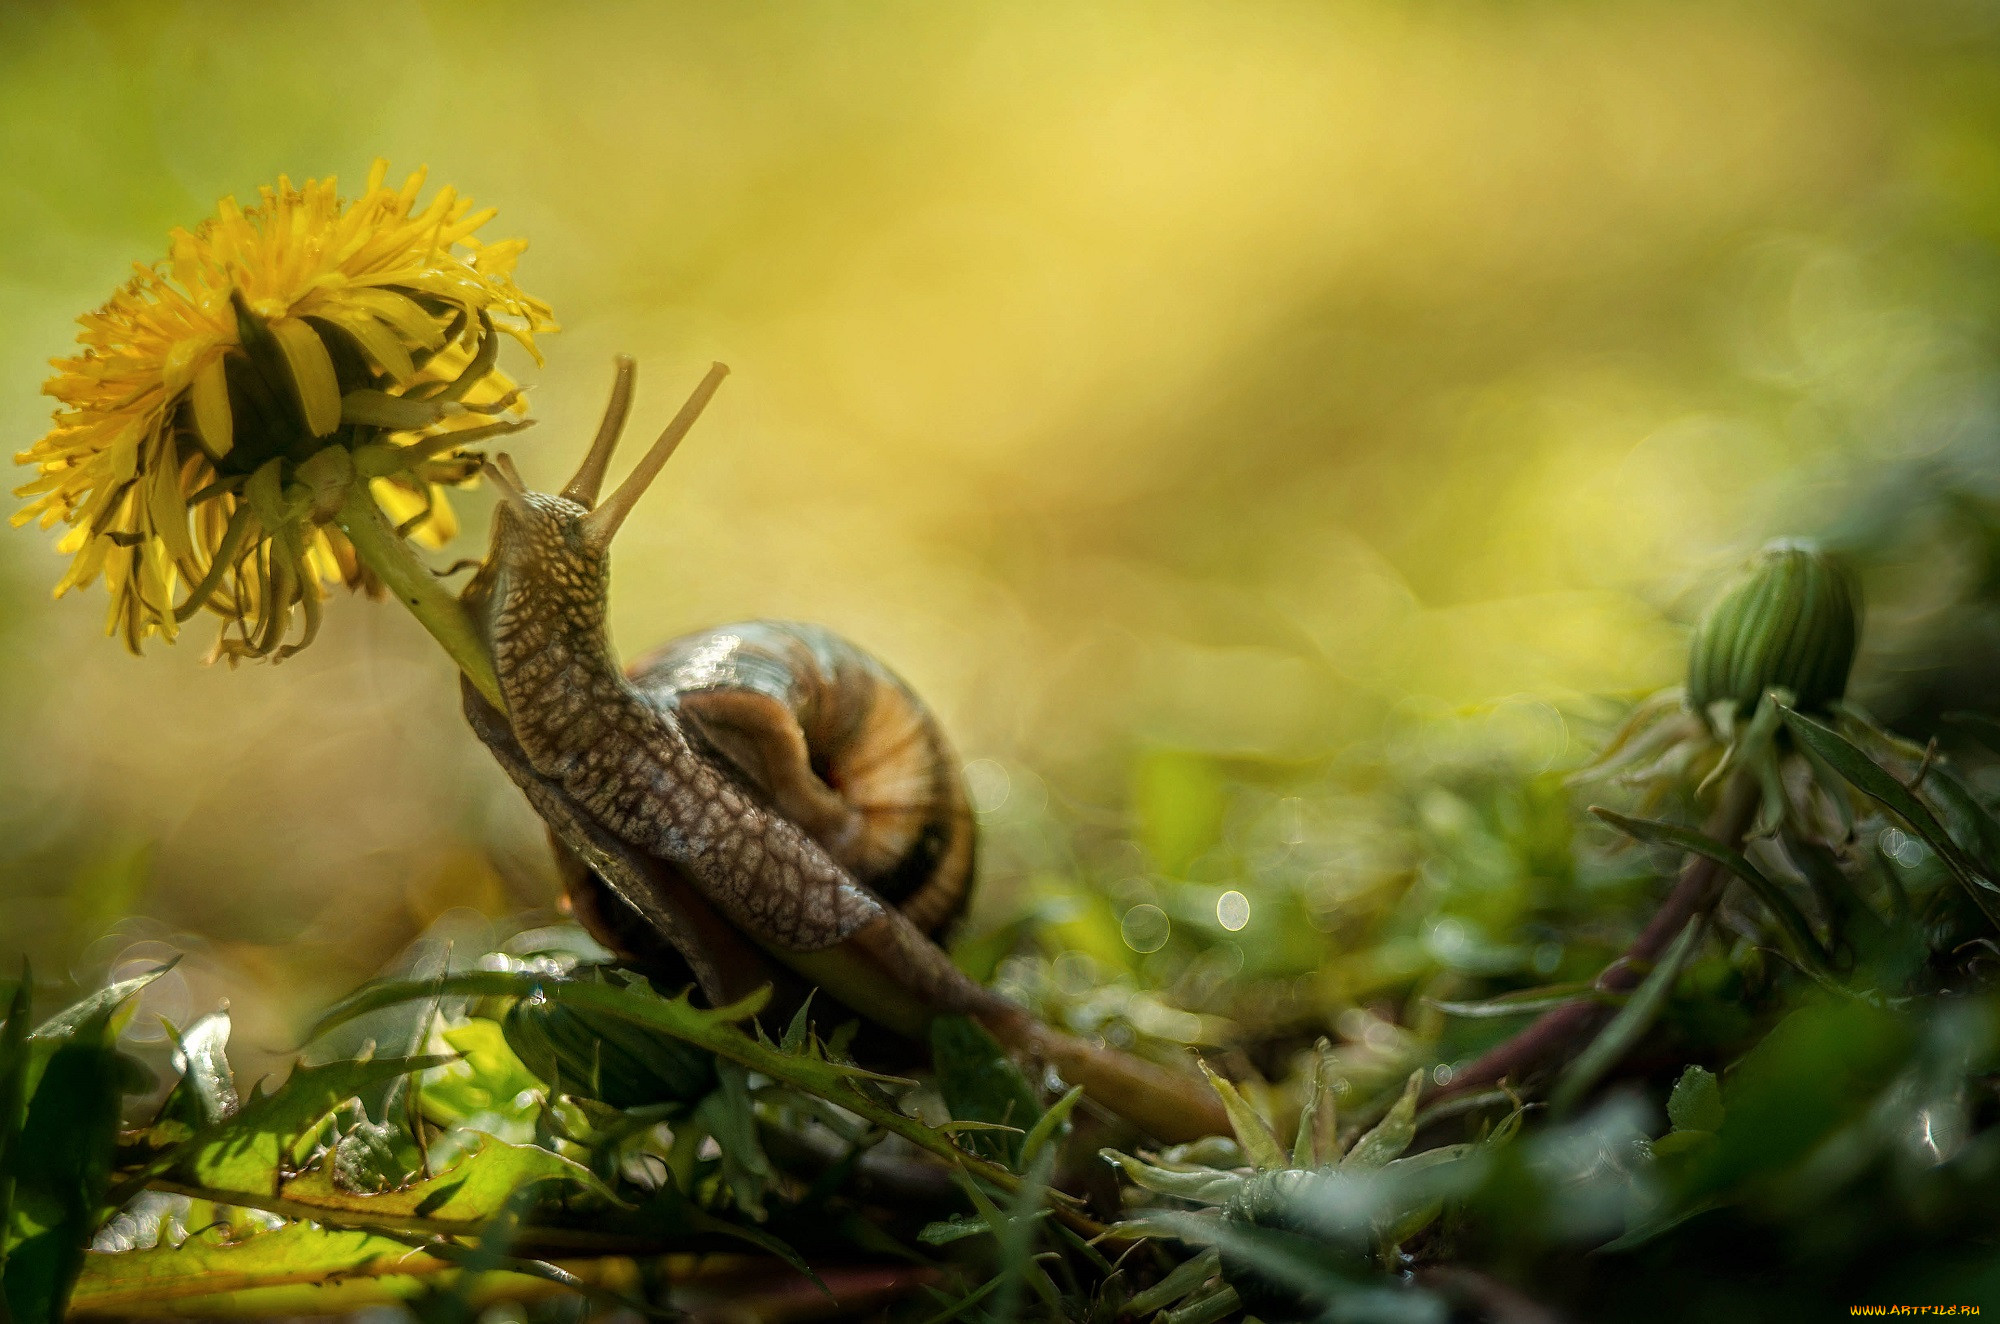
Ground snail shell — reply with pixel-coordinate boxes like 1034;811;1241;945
552;620;976;978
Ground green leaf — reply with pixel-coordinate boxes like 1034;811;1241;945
68;1222;552;1316
1294;1041;1342;1167
1943;710;2000;758
6;971;169;1324
1425;983;1625;1019
1779;705;2000;927
5;1023;126;1323
1551;917;1703;1115
692;1060;771;1219
918;1214;1000;1246
0;974;31;1323
503;991;714;1109
930;1015;1042;1167
1591;806;1831;971
179;1056;452;1197
1154;1210;1357;1318
1340;1069;1423;1170
1124;1247;1223;1317
279;1133;616;1223
1196;1060;1286;1172
162;1011;238;1128
1923;766;2000;880
330;1119;422;1196
986;1147;1062;1322
778;992;815;1055
1667;1066;1724;1134
309;971;1063;1222
1099;1149;1246;1205
1163;1283;1244;1324
30;964;174;1047
1019;1085;1084;1170
420;1020;544;1140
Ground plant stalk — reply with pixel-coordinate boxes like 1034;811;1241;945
1431;769;1762;1103
334;483;502;708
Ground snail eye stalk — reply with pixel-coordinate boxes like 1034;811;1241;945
562;355;637;508
581;361;730;550
484;454;534;513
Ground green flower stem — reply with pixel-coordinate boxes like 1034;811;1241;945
334;483;502;708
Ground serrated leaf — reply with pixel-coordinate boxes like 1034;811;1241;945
67;1222;544;1315
693;1060;772;1219
1340;1070;1423;1170
1667;1066;1724;1134
179;1056;452;1197
503;994;714;1109
280;1134;616;1221
305;971;1066;1217
931;1015;1041;1167
1196;1060;1286;1172
421;1020;544;1140
330;1119;421;1196
779;993;816;1056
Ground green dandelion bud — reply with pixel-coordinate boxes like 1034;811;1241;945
1687;538;1860;728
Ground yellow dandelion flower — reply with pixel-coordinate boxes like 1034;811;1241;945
13;160;557;659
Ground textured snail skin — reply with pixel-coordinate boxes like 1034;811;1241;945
460;485;1230;1142
630;620;975;940
464;492;972;995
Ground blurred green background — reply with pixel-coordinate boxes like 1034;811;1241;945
5;0;2000;1079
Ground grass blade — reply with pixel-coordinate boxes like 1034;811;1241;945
1551;918;1702;1114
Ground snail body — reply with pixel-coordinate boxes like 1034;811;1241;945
631;620;975;939
461;358;1228;1141
534;619;976;996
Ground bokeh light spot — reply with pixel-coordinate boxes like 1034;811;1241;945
963;758;1011;815
1121;903;1172;953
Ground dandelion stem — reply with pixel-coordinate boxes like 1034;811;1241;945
1430;769;1762;1103
335;482;502;707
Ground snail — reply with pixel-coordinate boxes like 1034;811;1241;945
460;357;1229;1142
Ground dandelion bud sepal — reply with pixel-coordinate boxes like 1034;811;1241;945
1687;539;1859;731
